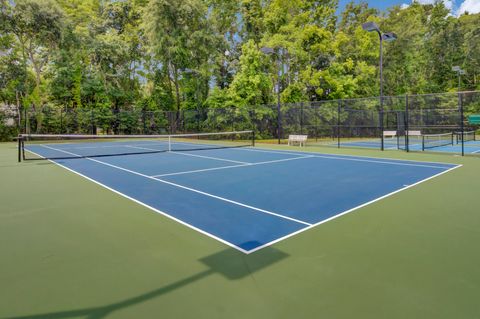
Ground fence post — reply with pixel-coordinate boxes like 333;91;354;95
380;96;384;151
405;95;409;152
90;109;95;134
277;99;282;144
24;107;28;134
459;92;464;156
337;100;341;148
142;109;147;134
60;108;63;134
300;102;304;135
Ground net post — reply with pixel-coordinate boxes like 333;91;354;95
252;130;255;147
17;136;22;162
422;135;425;151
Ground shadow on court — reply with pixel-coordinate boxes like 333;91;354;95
3;244;289;319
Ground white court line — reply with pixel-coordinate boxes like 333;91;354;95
67;142;168;150
23;148;251;254
246;163;462;254
39;144;311;227
170;151;249;164
230;146;458;169
27;144;462;254
126;145;249;164
152;155;314;177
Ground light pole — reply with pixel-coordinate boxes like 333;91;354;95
362;22;397;151
260;46;284;144
452;66;465;92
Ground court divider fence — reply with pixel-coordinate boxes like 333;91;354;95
2;91;480;156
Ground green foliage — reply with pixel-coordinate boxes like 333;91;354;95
0;0;479;140
228;40;273;107
0;111;18;141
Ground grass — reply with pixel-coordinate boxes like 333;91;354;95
1;142;480;319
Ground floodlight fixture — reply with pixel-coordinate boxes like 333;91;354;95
362;22;380;32
382;32;397;42
452;66;466;91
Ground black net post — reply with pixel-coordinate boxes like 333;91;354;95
17;136;22;162
459;92;464;156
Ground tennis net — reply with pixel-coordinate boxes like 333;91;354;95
455;131;476;144
422;132;454;150
18;130;255;161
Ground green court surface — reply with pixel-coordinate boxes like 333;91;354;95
1;142;480;319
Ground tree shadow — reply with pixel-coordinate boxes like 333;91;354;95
4;243;288;319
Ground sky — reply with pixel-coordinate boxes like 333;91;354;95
337;0;480;16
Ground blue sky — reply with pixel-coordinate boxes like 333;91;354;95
338;0;406;12
337;0;480;16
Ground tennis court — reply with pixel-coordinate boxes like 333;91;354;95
20;131;460;253
336;131;480;154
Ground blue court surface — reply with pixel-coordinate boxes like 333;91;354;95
25;141;460;253
338;138;480;154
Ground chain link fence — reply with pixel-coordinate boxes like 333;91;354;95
2;91;480;155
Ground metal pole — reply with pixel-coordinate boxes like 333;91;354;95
277;55;282;144
18;136;22;162
379;32;384;151
405;95;409;152
459;92;464;156
91;109;95;134
337;100;341;148
300;102;304;135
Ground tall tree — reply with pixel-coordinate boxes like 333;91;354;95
144;0;213;122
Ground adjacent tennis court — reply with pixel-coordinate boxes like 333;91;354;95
336;130;480;154
20;132;460;253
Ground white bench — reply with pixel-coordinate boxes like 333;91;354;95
383;131;397;139
406;130;422;136
288;135;308;147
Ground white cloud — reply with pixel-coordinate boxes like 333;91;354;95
456;0;480;15
417;0;454;10
400;0;454;10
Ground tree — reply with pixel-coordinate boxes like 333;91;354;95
6;0;64;99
